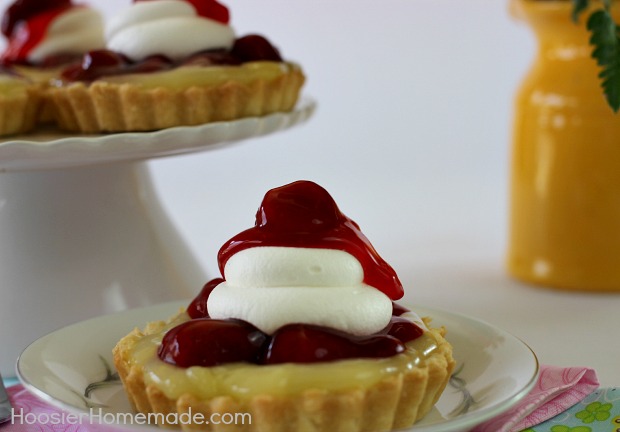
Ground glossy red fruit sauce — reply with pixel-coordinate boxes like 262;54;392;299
60;35;282;82
219;181;404;300
1;0;74;65
158;182;420;368
134;0;230;24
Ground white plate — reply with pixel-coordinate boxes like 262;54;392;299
0;97;316;172
17;301;538;432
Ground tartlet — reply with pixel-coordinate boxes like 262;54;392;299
48;0;305;133
0;0;105;125
113;181;455;431
48;58;304;133
115;313;453;431
0;73;42;136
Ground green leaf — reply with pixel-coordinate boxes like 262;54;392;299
572;0;590;23
586;9;620;112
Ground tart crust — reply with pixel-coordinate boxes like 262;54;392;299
0;79;43;136
47;63;305;133
11;65;66;125
114;316;455;431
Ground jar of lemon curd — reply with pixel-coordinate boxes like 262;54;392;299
508;0;620;291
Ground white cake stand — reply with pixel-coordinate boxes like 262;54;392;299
0;98;316;377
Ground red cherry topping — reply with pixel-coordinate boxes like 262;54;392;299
232;35;282;62
60;49;175;81
59;34;282;82
1;0;74;65
133;0;229;24
392;302;410;316
82;49;125;68
1;0;71;37
218;181;404;300
158;318;267;367
181;49;240;67
61;49;126;81
187;278;224;318
185;0;229;24
39;53;82;68
262;324;405;365
382;316;424;343
134;54;174;72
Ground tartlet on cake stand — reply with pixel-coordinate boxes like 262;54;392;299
0;97;315;377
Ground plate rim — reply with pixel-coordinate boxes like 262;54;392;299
0;97;316;172
16;301;539;432
406;306;539;432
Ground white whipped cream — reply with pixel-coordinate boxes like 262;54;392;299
207;247;393;336
28;7;104;63
106;0;235;62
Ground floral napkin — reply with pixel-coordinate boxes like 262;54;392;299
1;365;603;432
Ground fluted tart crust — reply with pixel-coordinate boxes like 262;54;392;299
113;312;455;432
47;62;304;133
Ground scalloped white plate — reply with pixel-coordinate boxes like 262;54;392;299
0;97;315;172
17;301;538;432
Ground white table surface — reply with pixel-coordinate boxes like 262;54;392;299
1;0;617;387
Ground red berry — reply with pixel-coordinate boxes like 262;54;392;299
184;0;230;24
262;324;405;365
391;302;410;316
187;278;223;319
182;49;240;67
2;0;71;37
158;319;267;367
132;54;173;73
131;0;229;23
82;49;126;70
383;316;424;343
60;49;128;82
231;35;282;64
40;53;81;68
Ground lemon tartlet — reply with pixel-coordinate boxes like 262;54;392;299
114;181;455;431
0;0;105;126
48;0;305;133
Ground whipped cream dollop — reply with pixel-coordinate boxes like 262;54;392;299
28;6;105;63
106;0;235;62
207;246;394;336
25;7;104;64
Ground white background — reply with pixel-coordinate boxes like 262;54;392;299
3;0;618;386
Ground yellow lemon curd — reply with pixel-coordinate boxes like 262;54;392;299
86;61;299;90
128;313;440;401
0;74;31;97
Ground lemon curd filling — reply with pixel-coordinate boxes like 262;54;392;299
0;74;31;96
57;61;301;90
11;65;63;84
128;312;440;401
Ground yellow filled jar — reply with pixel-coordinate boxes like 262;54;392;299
508;0;620;291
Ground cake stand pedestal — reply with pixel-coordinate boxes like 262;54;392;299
0;98;315;377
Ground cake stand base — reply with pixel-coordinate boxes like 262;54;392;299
0;162;206;377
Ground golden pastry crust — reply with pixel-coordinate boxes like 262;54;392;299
0;80;43;136
113;317;455;432
47;64;305;133
10;65;72;125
